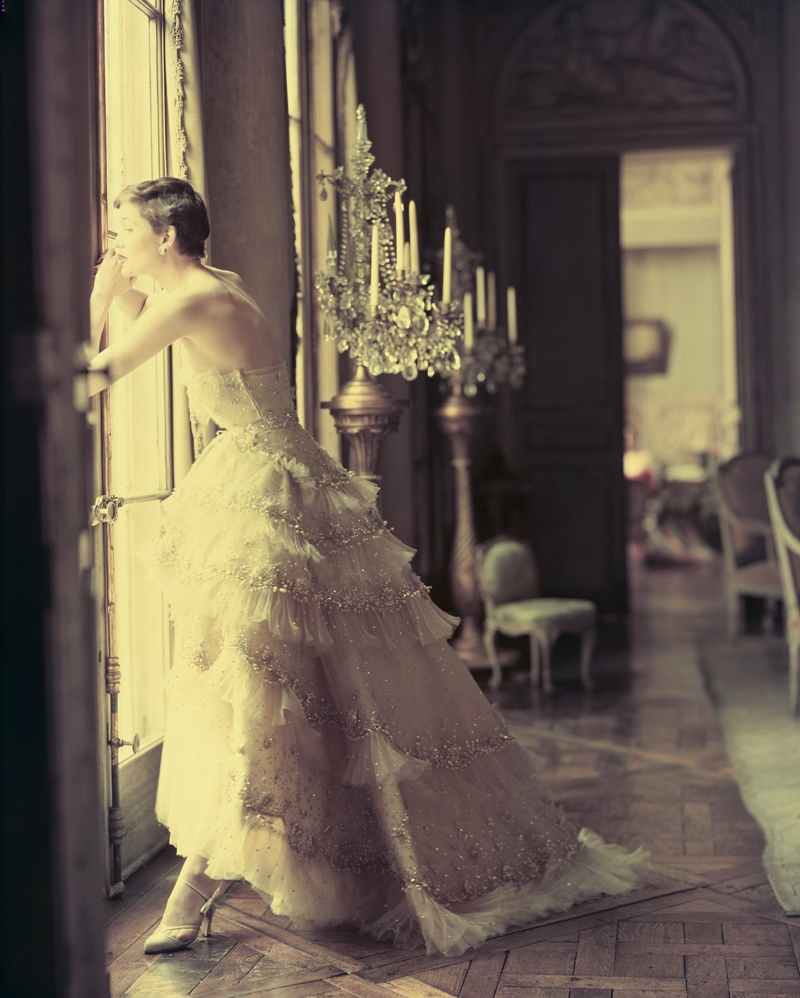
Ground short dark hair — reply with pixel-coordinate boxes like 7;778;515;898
114;177;210;258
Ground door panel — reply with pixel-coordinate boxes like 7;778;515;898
119;743;165;879
503;156;627;612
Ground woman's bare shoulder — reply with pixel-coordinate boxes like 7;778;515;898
203;264;245;287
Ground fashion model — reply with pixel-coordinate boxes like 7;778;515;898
89;178;647;957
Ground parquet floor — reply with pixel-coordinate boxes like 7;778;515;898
104;558;800;997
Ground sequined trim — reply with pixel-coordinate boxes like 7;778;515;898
218;635;514;769
161;545;430;612
169;485;387;551
228;410;300;433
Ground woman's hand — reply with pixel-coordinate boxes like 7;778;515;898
93;246;136;300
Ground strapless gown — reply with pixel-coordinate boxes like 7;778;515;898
154;359;647;956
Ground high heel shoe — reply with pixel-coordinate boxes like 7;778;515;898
143;877;223;954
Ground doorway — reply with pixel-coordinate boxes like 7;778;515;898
620;148;740;566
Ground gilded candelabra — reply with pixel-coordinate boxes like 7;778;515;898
315;106;462;482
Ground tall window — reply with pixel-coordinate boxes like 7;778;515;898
97;0;178;880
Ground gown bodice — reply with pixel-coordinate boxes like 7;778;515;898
181;360;298;431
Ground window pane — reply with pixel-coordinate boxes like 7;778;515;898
108;342;172;495
102;0;171;769
104;0;164;203
113;501;171;761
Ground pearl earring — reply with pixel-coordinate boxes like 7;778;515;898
159;246;167;255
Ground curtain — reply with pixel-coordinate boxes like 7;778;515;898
165;0;211;466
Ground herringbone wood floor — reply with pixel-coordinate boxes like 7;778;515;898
104;559;800;997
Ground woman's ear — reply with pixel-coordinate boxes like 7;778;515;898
161;226;178;252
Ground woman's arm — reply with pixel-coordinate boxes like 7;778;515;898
89;247;145;354
87;293;199;395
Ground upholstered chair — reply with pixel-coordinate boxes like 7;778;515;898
764;457;800;715
714;453;783;638
474;536;597;692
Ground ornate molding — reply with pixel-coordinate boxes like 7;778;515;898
622;154;721;211
701;0;759;36
497;0;746;125
167;0;189;180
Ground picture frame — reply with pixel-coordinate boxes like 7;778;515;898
624;318;671;375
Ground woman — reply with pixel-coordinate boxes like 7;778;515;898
90;177;646;958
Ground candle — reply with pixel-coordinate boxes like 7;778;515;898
409;200;420;274
463;291;474;352
394;191;404;278
475;266;486;325
507;286;518;344
442;226;452;304
327;215;337;272
404;241;411;275
370;223;379;315
487;271;496;330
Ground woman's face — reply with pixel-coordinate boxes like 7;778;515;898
114;200;162;276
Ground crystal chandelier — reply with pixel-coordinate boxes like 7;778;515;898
314;105;462;381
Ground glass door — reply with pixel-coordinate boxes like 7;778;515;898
95;0;176;891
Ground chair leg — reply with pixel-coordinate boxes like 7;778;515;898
539;634;554;694
789;632;799;717
580;627;596;691
528;634;541;688
483;625;502;690
727;591;740;639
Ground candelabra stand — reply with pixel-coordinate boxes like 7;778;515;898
435;366;487;665
321;361;409;487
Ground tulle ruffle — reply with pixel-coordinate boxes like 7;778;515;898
368;830;649;955
155;432;458;649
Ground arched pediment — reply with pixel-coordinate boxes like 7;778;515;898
495;0;749;128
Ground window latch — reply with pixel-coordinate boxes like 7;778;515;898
91;494;125;525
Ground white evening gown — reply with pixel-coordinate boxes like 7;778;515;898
154;357;647;956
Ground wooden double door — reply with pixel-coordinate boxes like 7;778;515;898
497;155;627;613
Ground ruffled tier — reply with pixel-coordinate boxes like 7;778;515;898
367;830;648;955
156;430;458;648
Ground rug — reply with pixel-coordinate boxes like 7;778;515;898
700;636;800;915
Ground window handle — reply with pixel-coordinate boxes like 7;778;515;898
92;494;124;525
91;490;171;525
109;732;140;755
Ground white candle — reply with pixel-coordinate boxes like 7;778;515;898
475;266;486;325
409;200;420;274
370;223;379;315
394;191;404;278
507;286;518;344
327;215;336;254
487;271;496;330
442;226;452;304
404;241;411;275
463;291;474;352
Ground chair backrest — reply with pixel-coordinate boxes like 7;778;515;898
475;536;539;609
714;453;774;567
765;457;800;618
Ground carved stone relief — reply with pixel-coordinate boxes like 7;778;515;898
621;154;720;211
497;0;745;123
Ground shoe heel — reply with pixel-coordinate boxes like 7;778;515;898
199;884;222;939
